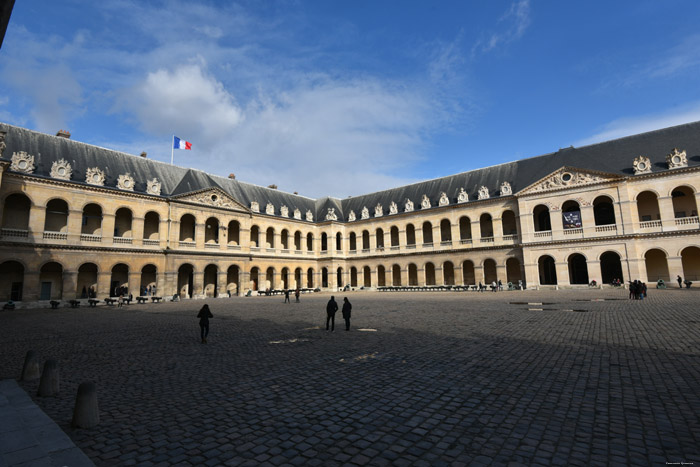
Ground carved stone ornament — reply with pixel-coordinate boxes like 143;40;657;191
146;178;161;196
10;151;35;174
50;159;72;180
117;173;135;191
421;195;430;209
293;208;301;220
529;170;613;193
325;207;338;221
633;155;652;175
192;191;234;208
666;148;687;169
500;181;512;196
478;186;490;200
389;201;398;215
348;210;356;222
265;203;274;215
457;188;468;203
405;198;414;212
85;167;105;186
280;205;289;217
374;204;383;217
250;201;260;212
438;192;449;206
0;131;6;157
361;206;370;220
305;210;313;222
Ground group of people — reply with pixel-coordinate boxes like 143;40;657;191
283;288;301;303
80;286;97;298
628;280;648;299
677;275;693;289
140;285;157;296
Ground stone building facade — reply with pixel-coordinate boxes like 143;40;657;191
0;122;699;302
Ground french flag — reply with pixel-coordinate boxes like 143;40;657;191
173;136;192;150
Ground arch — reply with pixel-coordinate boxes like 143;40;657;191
406;224;416;246
266;267;276;290
294;231;302;250
483;258;497;283
362;230;370;250
227;265;240;296
645;249;670;282
681;246;700;281
502;210;517;236
538;255;557;285
294;267;303;289
440;219;452;242
349;232;357;251
422;221;433;244
250;266;260;291
140;264;157;295
44;198;69;232
1;193;31;230
480;213;493;238
392;264;402;286
459;216;472;240
336;267;344;287
228;220;241;245
321;232;328;251
637;191;660;222
265;227;275;248
390;226;399;247
376;228;385;249
39;262;63;300
306;232;314;251
567;253;589;284
281;267;290;289
671;186;698;218
425;262;436;286
561;200;582;229
114;207;133;238
363;266;371;287
377;265;386;287
336;232;342;251
0;260;24;300
593;196;616;226
178;263;194;298
307;267;315;288
205;217;220;244
81;203;103;236
250;225;260;247
533;205;551;232
281;229;290;250
179;214;196;242
443;261;455;285
600;251;624;284
111;263;130;297
506;258;522;283
321;267;329;288
408;263;418;286
143;211;160;241
204;264;218;297
77;263;99;298
350;267;358;287
462;260;475;285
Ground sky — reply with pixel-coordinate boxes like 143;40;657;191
2;1;700;198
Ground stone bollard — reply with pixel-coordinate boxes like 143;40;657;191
71;382;99;428
21;350;41;381
37;359;59;397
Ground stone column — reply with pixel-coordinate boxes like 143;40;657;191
169;219;180;246
159;218;169;248
492;216;503;245
555;261;569;287
550;209;564;241
128;272;141;296
523;260;538;288
97;271;111;299
156;270;167;297
132;216;145;246
432;224;440;245
382;229;390;251
193;271;204;297
450;223;459;246
163;271;177;297
217;271;228;297
398;229;406;250
474;264;485;285
415;227;423;248
472;219;482;244
101;213;115;245
369;231;377;251
62;270;78;300
667;256;684;283
195;223;205;249
67;209;83;243
496;264;507;284
587;260;602;285
580;205;595;238
28;205;46;242
658;196;677;232
519;212;534;243
23;271;40;301
417;266;426;286
454;264;463;285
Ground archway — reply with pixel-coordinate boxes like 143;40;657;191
266;267;275;290
350;232;357;251
392;264;402;286
671;186;698;218
600;251;624;284
480;213;493;238
483;259;497;283
406;224;416;246
681;247;700;281
205;217;219;244
81;203;102;236
177;264;194;298
228;220;240;246
538;256;557;285
294;268;302;289
506;258;522;284
377;265;386;287
140;264;157;296
459;216;472;241
390;226;399;247
363;266;371;287
425;262;436;286
533;205;551;231
336;232;342;251
2;193;30;230
0;261;24;301
593;196;616;226
281;229;289;250
227;265;240;296
250;266;259;291
462;261;476;285
307;268;315;288
637;191;660;222
114;208;133;238
408;263;418;286
350;267;358;287
281;267;289;289
362;231;370;250
77;263;98;298
422;222;433;244
443;261;455;285
204;264;218;297
568;254;589;284
645;249;670;282
266;228;275;248
250;225;260;247
321;268;328;288
376;228;384;249
336;267;344;287
179;214;196;242
306;233;313;251
144;212;160;242
440;219;452;242
111;263;130;296
44;199;68;233
502;210;517;236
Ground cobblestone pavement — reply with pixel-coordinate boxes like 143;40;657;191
1;288;699;466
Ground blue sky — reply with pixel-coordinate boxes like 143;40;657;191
2;1;700;198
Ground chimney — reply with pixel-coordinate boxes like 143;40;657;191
268;184;277;189
293;191;298;195
140;151;147;158
56;129;71;139
228;173;236;179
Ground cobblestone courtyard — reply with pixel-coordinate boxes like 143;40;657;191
1;288;699;466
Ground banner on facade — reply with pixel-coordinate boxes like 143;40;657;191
562;211;582;229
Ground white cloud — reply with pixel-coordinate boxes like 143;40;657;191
575;102;700;146
472;0;531;55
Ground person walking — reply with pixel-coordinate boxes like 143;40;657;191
677;275;683;288
342;297;352;331
295;288;300;303
284;289;290;304
117;294;124;308
197;304;213;343
326;296;338;332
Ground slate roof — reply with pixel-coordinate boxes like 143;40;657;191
2;121;700;223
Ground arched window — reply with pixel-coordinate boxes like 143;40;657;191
440;219;451;243
459;216;472;241
533;205;551;232
114;208;133;238
593;196;616;226
350;232;357;251
443;261;455;285
228;220;240;245
390;226;399;247
561;201;582;229
425;262;436;285
250;225;260;247
480;213;493;238
265;227;275;248
204;264;218;297
406;224;416;246
422;221;433;244
294;231;302;250
502;210;517;236
336;232;342;251
2;193;30;231
671;186;698;218
637;191;660;222
81;203;102;237
321;233;328;251
179;214;196;242
44;199;68;233
362;230;370;250
144;212;160;242
376;228;384;249
306;233;314;251
205;217;219;244
281;229;290;250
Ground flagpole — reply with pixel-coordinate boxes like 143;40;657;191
171;135;174;165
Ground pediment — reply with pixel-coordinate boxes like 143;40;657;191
172;188;248;211
518;167;622;195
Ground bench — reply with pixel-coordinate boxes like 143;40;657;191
88;299;100;307
151;296;162;303
123;298;132;305
69;299;80;308
2;302;15;310
104;298;116;306
50;300;60;309
470;285;478;291
136;296;148;304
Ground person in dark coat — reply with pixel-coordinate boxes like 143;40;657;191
284;289;290;304
326;296;338;332
677;275;683;288
342;297;352;331
197;304;213;343
295;288;300;303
